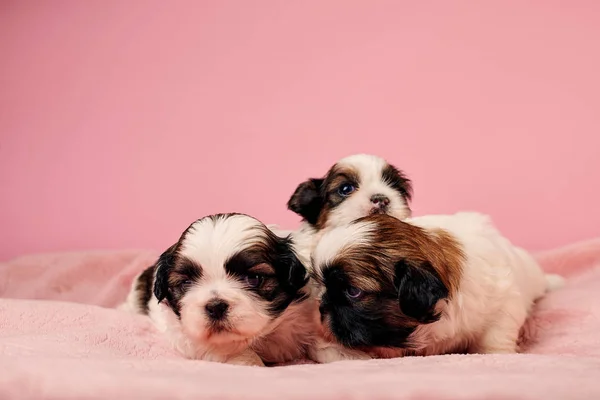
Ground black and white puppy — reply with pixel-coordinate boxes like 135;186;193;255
121;213;315;366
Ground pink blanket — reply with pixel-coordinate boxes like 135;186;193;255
1;240;600;400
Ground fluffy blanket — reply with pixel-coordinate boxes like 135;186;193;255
1;239;600;400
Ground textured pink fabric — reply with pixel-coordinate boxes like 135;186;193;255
1;241;599;399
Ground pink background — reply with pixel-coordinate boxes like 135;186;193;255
1;1;599;261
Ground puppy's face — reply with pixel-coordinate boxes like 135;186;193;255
153;214;308;346
287;154;412;230
311;214;463;350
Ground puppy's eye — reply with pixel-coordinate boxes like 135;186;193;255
178;280;193;290
338;183;355;197
345;286;363;299
244;274;263;288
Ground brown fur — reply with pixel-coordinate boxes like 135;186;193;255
332;214;464;298
313;214;466;350
248;262;276;275
315;165;361;229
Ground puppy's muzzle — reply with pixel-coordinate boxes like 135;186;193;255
370;194;390;213
205;299;229;321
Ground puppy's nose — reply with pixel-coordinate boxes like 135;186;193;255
205;299;229;320
370;194;390;207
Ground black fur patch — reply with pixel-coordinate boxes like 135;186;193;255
225;233;308;317
135;265;156;315
153;244;178;303
286;179;324;225
319;266;417;349
381;164;413;202
394;259;448;323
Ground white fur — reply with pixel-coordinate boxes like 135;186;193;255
324;154;411;229
121;214;316;366
312;212;563;360
545;273;565;291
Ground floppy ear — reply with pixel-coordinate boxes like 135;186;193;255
274;236;308;293
153;243;178;303
394;259;448;323
286;178;324;225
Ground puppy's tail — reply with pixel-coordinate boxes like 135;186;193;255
544;273;565;292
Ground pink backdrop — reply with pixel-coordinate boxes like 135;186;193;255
1;1;599;260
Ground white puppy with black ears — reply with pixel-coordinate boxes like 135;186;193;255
120;213;316;366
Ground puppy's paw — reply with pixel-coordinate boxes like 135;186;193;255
477;345;518;354
226;349;265;367
476;313;522;355
309;342;371;363
475;333;519;354
545;273;565;292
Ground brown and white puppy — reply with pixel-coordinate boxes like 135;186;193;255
311;213;564;360
287;154;412;235
120;213;315;366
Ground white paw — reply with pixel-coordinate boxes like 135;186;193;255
226;350;265;367
475;342;518;354
309;343;371;363
545;274;565;292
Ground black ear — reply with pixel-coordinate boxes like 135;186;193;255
275;236;308;293
394;259;448;323
153;243;178;303
287;178;324;225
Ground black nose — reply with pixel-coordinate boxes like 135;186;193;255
205;299;229;320
370;194;390;207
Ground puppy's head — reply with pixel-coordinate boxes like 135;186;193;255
153;213;308;346
311;214;463;350
287;154;412;231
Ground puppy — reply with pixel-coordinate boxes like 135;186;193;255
311;213;564;360
284;154;414;362
120;213;315;366
287;153;412;236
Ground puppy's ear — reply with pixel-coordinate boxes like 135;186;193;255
153;243;178;303
275;236;308;293
287;178;324;225
394;259;448;323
